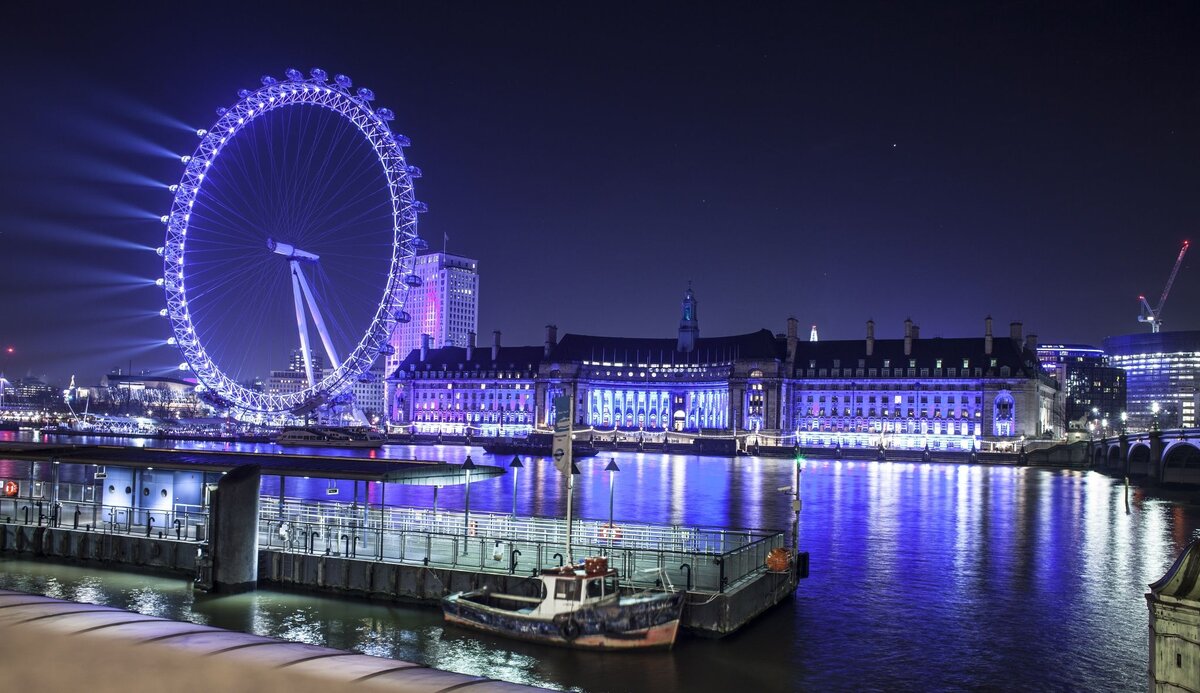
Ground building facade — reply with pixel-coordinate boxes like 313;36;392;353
1036;344;1127;430
1103;331;1200;431
388;291;1064;450
385;252;479;376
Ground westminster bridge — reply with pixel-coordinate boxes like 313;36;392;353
1089;428;1200;484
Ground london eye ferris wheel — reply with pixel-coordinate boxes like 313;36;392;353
159;68;426;421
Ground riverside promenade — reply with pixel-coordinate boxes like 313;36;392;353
0;588;544;692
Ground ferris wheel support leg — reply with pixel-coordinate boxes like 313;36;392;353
290;262;317;387
294;263;342;370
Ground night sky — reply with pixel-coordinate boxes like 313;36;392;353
1;2;1198;385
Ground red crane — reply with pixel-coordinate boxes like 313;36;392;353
1138;240;1190;333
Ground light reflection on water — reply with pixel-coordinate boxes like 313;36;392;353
2;433;1200;691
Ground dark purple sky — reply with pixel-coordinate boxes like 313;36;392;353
1;2;1198;384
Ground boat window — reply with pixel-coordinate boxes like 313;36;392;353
555;578;579;601
586;579;603;599
604;577;618;596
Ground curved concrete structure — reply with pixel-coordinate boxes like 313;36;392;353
0;589;545;692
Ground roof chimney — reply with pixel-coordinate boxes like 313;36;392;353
420;334;431;362
985;316;993;356
544;324;558;358
466;331;476;361
904;318;913;356
1025;333;1037;352
786;317;798;362
1010;321;1023;342
492;330;501;361
911;324;920;341
866;319;875;357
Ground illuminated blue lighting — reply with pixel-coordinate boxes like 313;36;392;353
310;67;327;81
159;309;168;317
406;165;422;178
155;278;164;287
260;75;277;86
237;88;251;99
285;68;304;81
155;247;164;256
168;184;178;192
196;129;207;137
167;337;177;345
160;215;169;223
377;108;396;121
335;73;353;88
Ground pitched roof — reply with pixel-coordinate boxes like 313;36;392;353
549;329;784;364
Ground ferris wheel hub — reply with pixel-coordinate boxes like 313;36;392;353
267;238;320;262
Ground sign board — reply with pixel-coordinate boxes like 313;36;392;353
326;487;339;496
94;472;107;480
2;480;17;498
552;394;573;474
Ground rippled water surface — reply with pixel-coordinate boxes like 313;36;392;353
2;433;1198;692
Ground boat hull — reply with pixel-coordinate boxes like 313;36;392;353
442;591;684;651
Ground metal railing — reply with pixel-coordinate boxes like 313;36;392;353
0;495;208;542
258;496;785;593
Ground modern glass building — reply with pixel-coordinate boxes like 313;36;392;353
1103;331;1200;431
385;252;479;376
1036;344;1126;430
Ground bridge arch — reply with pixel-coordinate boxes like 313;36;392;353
1128;444;1152;476
1106;445;1122;469
1162;441;1200;484
1093;446;1106;467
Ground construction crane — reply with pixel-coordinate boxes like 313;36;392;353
1138;240;1190;333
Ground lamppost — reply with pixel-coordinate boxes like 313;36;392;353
604;458;620;543
509;455;523;518
461;455;476;553
1121;411;1127;434
1152;402;1161;431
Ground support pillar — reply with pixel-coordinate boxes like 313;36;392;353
208;464;261;593
1150;431;1166;484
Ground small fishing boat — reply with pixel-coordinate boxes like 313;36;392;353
442;556;684;650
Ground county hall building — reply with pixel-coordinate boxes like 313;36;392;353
386;289;1064;451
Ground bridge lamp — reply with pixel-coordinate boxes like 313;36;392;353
604;458;620;542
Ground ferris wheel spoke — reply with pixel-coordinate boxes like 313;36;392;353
163;72;416;419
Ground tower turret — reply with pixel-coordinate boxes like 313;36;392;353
677;285;699;353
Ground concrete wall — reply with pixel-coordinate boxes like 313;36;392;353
0;523;197;576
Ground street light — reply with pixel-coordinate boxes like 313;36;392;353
462;455;476;553
1121;411;1127;434
509;455;523;518
1152;402;1161;431
604;458;620;543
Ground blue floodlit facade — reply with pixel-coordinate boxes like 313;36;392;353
387;292;1064;450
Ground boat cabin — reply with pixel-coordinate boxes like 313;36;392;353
528;558;620;618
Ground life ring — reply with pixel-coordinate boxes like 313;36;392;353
561;619;580;641
468;520;478;537
597;523;623;541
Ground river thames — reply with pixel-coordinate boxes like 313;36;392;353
1;434;1197;691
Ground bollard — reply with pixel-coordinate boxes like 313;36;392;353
22;506;30;525
73;508;81;529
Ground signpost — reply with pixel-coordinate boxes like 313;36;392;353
553;394;576;560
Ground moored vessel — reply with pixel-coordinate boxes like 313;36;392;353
442;557;684;650
273;426;386;448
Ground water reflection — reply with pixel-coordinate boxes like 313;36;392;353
2;432;1200;690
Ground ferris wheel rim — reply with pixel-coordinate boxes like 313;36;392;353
161;71;420;417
